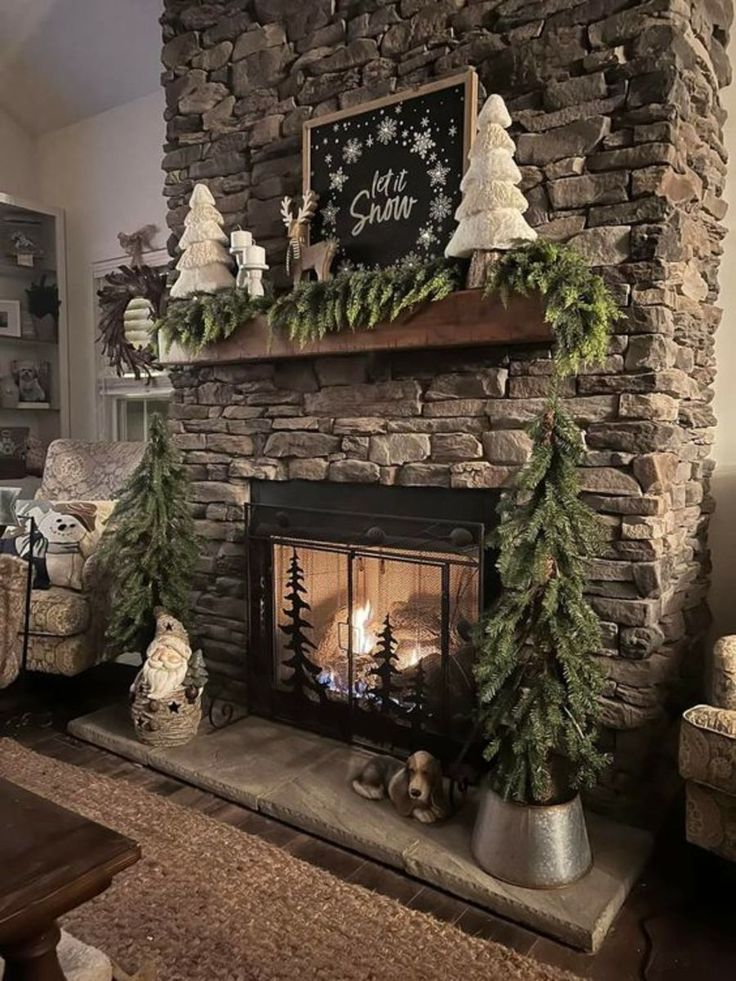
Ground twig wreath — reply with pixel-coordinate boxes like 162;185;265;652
98;265;168;379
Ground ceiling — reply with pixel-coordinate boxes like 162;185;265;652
0;0;162;135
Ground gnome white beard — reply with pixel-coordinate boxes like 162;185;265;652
141;650;189;699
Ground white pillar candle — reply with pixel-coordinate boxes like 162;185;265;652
245;244;266;266
230;229;253;249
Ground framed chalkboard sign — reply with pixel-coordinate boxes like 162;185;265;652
303;70;477;271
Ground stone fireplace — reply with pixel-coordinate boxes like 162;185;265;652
160;0;733;819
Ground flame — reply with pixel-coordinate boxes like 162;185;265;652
353;601;374;654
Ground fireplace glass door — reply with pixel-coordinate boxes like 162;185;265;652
247;500;485;759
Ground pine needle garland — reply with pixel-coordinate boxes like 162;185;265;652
268;258;463;344
475;241;621;804
156;289;272;352
485;240;619;378
98;414;199;655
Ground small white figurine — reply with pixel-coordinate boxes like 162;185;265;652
230;229;269;298
9;230;43;267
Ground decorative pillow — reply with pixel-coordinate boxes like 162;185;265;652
0;500;116;591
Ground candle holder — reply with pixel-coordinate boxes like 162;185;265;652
229;229;269;298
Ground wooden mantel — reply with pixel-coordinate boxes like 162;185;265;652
160;289;551;367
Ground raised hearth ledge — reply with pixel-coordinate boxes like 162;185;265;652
69;705;652;952
159;290;550;367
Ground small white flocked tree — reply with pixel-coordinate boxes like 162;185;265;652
170;183;235;298
445;94;537;263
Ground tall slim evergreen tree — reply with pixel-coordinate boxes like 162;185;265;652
474;401;609;804
368;614;401;714
280;549;324;699
99;413;198;655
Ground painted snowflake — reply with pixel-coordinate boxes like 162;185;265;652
343;138;363;164
400;250;422;268
329;167;348;191
325;153;333;165
338;257;355;273
428;161;450;187
429;193;452;222
322;201;339;227
449;123;458;137
366;135;374;147
411;130;436;159
376;117;398;144
417;226;437;250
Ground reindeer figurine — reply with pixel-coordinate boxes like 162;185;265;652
280;190;337;286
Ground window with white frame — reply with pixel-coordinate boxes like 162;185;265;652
93;250;173;441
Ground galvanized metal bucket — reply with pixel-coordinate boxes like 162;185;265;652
471;786;592;889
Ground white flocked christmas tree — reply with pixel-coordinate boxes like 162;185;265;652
170;183;235;298
445;94;537;260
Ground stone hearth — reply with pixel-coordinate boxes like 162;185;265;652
160;0;734;821
69;704;653;952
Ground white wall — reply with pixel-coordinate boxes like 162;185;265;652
0;106;38;197
710;59;736;641
38;90;166;439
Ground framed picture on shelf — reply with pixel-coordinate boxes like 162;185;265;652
0;300;21;339
11;359;50;407
302;69;477;271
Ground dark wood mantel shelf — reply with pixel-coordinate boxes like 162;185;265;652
160;288;551;367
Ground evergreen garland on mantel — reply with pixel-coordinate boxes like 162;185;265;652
268;257;463;344
155;258;462;353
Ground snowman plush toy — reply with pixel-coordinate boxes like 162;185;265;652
0;501;98;590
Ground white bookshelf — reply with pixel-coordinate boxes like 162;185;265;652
0;192;69;486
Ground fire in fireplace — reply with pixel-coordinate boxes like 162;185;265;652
246;482;498;759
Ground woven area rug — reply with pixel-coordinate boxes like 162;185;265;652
0;740;574;981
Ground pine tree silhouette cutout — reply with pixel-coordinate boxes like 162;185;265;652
368;614;401;713
403;658;430;734
280;549;324;700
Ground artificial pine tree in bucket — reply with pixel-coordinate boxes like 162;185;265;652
99;412;198;657
470;242;618;889
472;401;609;888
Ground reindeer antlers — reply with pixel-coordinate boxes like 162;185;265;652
297;189;318;224
280;196;293;227
281;190;319;227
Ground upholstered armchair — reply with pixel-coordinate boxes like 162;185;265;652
679;635;736;862
22;439;144;676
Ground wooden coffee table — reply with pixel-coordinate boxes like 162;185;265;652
0;776;140;979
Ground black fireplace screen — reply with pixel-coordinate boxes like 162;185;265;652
246;494;488;759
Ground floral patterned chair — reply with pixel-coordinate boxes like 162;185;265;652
22;439;144;676
679;635;736;862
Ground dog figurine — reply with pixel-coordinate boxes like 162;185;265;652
12;363;46;403
352;750;450;824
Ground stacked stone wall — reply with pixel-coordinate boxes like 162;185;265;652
161;0;733;818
